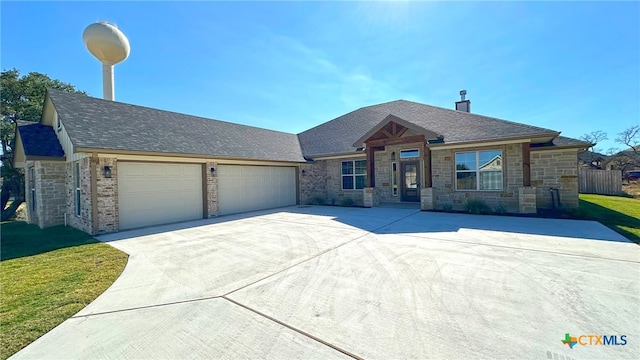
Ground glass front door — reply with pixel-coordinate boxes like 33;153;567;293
401;162;420;202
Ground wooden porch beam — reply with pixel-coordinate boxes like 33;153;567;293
381;129;393;138
366;146;375;187
424;146;432;187
366;135;425;147
396;127;409;138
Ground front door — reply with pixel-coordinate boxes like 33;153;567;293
401;161;420;202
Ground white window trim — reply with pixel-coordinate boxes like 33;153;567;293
399;148;420;159
391;161;398;196
454;150;504;191
341;160;367;190
55;112;61;132
74;162;81;216
29;167;36;212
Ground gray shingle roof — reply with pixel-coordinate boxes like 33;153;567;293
17;122;65;158
298;100;561;157
48;89;305;162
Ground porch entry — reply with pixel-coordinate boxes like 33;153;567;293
401;161;420;202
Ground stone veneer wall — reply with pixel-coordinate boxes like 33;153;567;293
206;161;219;217
431;143;523;213
66;157;92;234
31;161;66;228
373;142;425;203
530;149;579;209
300;161;327;205
96;158;118;233
325;158;365;206
66;158;221;234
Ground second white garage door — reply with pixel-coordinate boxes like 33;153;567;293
217;165;296;215
118;162;203;230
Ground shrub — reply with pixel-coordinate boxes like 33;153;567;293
465;198;492;214
340;197;356;207
494;204;508;214
441;203;453;212
308;196;326;205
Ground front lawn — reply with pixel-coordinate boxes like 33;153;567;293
0;222;128;359
578;194;640;244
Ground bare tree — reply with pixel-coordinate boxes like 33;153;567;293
606;126;640;177
615;125;639;155
579;130;608;169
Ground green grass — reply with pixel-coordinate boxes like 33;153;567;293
0;222;128;359
577;194;640;244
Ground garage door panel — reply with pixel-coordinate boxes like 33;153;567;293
118;163;203;230
218;165;296;216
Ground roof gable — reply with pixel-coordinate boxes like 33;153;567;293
16;121;65;159
298;99;561;157
352;114;441;148
47;89;305;162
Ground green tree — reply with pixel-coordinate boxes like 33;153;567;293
1;69;86;220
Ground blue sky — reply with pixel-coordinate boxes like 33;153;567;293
2;1;638;151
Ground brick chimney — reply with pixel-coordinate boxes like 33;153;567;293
455;90;470;112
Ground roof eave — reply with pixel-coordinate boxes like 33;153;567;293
531;144;592;151
75;147;307;163
426;133;560;150
24;155;66;161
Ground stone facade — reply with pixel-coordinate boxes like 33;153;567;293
373;142;425;203
363;187;374;207
299;142;579;214
96;158;118;233
420;187;434;210
24;143;580;234
25;160;66;228
518;187;537;213
530;149;579;209
431;143;523;213
325;158;366;206
66;157;92;234
206;161;219;217
300;161;327;205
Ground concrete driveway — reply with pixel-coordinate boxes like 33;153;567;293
12;206;640;359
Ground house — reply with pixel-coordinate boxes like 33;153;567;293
14;89;591;234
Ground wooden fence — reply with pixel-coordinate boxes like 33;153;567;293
579;170;622;195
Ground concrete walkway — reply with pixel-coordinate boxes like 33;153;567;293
12;206;640;359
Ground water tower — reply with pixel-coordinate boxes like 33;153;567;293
83;22;130;101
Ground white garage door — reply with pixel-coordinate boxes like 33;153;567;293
118;162;203;230
217;165;296;215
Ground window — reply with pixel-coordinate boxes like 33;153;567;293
391;162;398;196
400;149;419;159
29;167;36;212
75;162;81;216
55;112;61;132
455;150;503;190
342;160;367;190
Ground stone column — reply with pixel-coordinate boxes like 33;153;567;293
518;186;537;213
420;187;434;210
363;187;374;208
205;161;218;217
